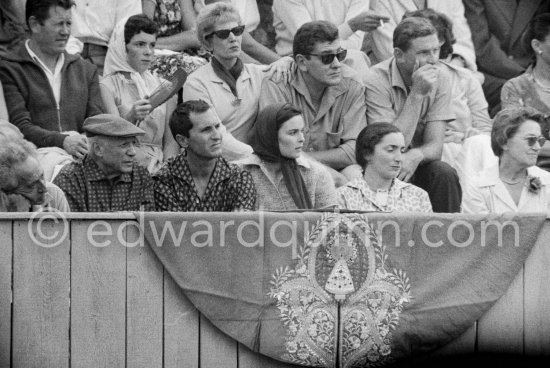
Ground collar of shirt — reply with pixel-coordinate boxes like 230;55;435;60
478;165;550;187
291;68;348;112
25;39;64;105
346;177;411;210
389;57;408;93
237;153;311;169
81;155;133;183
171;154;235;187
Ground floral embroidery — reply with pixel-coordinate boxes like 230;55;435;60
268;214;411;367
527;175;542;194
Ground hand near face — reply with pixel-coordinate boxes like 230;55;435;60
6;193;32;212
347;12;390;33
397;149;423;182
63;134;88;159
410;61;439;96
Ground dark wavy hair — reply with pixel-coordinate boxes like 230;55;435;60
523;13;550;65
169;100;211;138
402;9;455;59
124;14;158;44
26;0;74;27
293;21;339;58
491;107;548;157
393;17;437;52
356;123;402;169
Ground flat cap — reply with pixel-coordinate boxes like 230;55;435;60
82;114;145;138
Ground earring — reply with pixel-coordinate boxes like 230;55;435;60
538;50;543;55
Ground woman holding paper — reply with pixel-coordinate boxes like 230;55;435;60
101;14;179;174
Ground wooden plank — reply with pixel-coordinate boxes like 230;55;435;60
200;314;238;368
524;221;550;355
163;273;199;368
477;267;524;354
12;219;70;368
70;220;126;368
0;221;12;368
429;323;477;357
238;343;301;368
126;223;163;368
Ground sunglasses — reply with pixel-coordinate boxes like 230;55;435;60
306;49;347;65
524;136;547;147
206;25;245;39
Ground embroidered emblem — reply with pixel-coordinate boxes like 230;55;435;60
268;214;411;367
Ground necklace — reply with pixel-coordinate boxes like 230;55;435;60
500;176;525;185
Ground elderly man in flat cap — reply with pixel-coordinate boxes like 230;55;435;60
53;114;155;212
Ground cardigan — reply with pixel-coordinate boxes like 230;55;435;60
0;43;104;148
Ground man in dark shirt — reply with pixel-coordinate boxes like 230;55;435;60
154;100;256;212
53;114;155;212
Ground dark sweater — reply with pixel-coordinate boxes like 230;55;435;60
0;42;104;148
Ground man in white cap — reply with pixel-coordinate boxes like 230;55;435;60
53;114;155;212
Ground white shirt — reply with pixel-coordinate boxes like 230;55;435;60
71;0;142;46
26;40;64;107
195;0;260;31
462;165;550;214
273;0;370;56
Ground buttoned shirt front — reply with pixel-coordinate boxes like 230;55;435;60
364;57;455;148
337;178;433;212
259;66;367;165
53;155;155;212
153;153;256;212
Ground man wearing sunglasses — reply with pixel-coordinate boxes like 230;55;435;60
259;21;367;185
364;17;461;213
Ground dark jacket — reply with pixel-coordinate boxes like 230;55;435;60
464;0;550;80
0;42;104;148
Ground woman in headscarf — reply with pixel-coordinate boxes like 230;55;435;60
237;103;337;210
100;14;179;174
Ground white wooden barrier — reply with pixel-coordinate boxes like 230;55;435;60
1;214;549;368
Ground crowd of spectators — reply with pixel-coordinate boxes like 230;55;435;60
1;0;550;215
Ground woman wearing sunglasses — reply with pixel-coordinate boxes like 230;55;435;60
101;15;180;174
462;107;550;213
182;1;292;161
237;103;337;210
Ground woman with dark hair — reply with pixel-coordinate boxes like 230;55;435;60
100;14;179;174
501;13;550;169
501;13;550;115
462;107;550;213
237;103;336;210
337;123;432;212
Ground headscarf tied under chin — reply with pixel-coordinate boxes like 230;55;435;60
103;16;153;99
251;103;313;209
